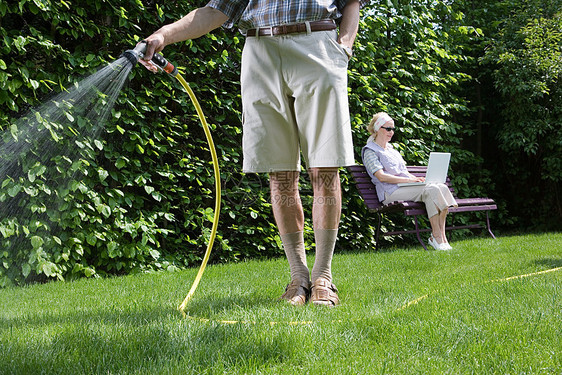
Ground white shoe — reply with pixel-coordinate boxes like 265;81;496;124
428;236;451;251
441;242;453;250
428;236;440;250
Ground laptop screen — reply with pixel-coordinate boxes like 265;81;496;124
425;152;451;184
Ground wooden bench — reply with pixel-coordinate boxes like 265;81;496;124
347;164;497;250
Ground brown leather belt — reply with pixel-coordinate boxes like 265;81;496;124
246;19;336;37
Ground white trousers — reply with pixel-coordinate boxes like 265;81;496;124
383;183;458;218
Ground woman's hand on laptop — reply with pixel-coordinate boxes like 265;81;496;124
408;176;425;183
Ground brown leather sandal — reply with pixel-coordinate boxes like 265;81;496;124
280;279;311;306
311;278;340;307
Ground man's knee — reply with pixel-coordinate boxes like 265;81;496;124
309;167;340;193
270;171;300;193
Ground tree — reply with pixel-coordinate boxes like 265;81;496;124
468;0;562;229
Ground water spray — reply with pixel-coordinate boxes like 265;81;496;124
123;41;221;317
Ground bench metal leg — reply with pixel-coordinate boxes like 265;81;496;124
486;211;496;239
413;215;428;250
452;210;497;239
375;212;382;251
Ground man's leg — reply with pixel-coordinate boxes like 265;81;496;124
270;171;310;305
309;167;341;282
309;167;342;306
270;171;304;235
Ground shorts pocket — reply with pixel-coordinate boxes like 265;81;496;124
323;30;350;63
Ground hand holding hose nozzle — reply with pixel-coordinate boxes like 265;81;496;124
121;40;178;76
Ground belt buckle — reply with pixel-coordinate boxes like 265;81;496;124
255;26;273;37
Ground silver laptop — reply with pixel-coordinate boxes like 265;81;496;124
397;152;451;187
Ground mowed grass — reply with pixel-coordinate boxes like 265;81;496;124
1;233;561;374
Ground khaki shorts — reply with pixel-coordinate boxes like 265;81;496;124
240;29;355;173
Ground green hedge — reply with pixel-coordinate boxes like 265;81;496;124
1;0;491;286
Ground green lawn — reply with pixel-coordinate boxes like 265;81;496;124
1;233;561;374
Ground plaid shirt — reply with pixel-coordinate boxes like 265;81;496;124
206;0;367;32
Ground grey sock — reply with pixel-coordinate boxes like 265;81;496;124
311;228;338;283
280;231;309;283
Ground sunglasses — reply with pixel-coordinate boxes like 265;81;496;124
381;126;396;132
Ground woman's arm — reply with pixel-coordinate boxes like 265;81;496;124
374;170;424;184
364;148;424;185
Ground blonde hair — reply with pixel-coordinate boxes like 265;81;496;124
367;112;392;137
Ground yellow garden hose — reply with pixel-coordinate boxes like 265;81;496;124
122;43;222;317
174;73;221;317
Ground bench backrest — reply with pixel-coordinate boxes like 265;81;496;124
346;165;453;211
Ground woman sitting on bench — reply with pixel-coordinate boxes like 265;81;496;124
362;112;458;250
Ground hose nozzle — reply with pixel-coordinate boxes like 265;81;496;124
121;41;178;76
